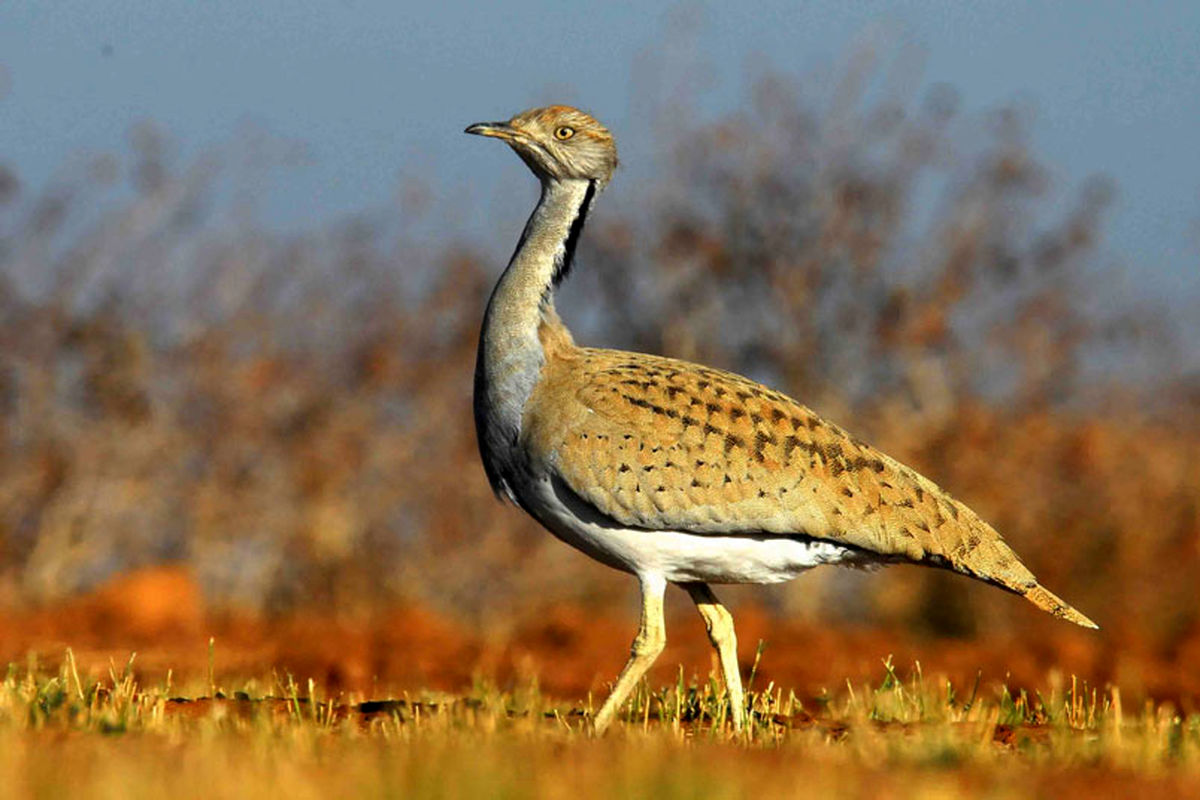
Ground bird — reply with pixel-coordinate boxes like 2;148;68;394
465;104;1097;734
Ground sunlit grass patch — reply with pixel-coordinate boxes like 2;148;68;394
3;649;1199;798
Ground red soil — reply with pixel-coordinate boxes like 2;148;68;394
2;566;1197;708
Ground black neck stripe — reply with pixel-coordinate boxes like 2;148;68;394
552;179;597;287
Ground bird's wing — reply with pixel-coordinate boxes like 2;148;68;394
528;347;1093;627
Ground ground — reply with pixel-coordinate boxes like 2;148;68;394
2;567;1200;798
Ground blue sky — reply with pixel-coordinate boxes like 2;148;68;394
2;1;1198;328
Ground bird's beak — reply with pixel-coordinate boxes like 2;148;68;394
464;121;519;142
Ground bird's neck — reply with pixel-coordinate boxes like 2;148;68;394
474;178;596;492
486;177;595;344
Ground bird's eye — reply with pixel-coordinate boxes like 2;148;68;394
554;126;575;141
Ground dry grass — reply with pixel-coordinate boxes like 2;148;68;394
3;652;1200;799
1;50;1199;797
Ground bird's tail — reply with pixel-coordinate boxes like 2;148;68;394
940;520;1099;633
1019;583;1098;629
947;530;1098;629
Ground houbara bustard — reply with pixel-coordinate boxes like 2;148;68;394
466;105;1096;734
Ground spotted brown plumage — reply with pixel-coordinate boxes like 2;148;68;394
466;104;1096;736
527;343;1092;627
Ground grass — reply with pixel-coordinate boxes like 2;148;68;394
4;47;1196;800
3;651;1199;799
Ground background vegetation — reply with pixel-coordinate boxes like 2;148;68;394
1;57;1198;708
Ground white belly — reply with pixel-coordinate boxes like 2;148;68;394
522;475;863;584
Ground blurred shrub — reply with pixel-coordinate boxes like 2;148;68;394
0;58;1196;661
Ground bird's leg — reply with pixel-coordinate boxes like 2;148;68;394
592;574;667;735
684;582;745;731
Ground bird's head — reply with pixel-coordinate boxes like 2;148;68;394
465;105;618;188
